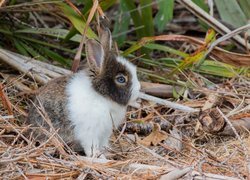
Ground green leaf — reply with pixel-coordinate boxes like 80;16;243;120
237;0;250;19
64;0;92;42
64;27;79;43
140;0;154;36
159;58;239;78
40;46;71;66
16;28;82;42
58;2;97;38
192;0;210;30
154;0;174;32
193;60;237;78
13;39;29;57
19;41;47;61
99;0;117;10
113;0;130;46
123;1;145;38
144;43;188;58
14;34;80;56
123;41;188;58
192;0;209;12
81;0;94;14
64;0;116;42
214;0;247;28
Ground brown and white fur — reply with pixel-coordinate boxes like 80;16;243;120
27;28;140;157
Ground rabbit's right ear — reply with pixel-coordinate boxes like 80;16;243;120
85;39;104;74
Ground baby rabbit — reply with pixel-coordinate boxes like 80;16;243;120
27;27;140;157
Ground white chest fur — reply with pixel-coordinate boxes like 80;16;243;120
66;72;126;156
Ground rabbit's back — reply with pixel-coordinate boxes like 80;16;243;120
27;76;80;149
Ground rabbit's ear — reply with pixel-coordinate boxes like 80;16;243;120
85;39;104;73
99;27;112;53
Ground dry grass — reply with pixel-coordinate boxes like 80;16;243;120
0;62;250;179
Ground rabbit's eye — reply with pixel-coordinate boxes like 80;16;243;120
115;74;127;85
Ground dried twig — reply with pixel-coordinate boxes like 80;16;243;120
0;83;13;116
139;92;198;113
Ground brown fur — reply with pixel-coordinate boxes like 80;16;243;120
27;76;83;151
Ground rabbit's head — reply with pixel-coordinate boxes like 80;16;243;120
85;28;140;106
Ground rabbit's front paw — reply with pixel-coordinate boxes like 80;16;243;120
89;149;106;159
84;144;106;159
96;153;107;159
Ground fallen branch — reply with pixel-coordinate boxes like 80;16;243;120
140;81;178;98
0;48;68;84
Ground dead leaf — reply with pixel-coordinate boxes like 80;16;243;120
164;128;183;152
137;123;168;147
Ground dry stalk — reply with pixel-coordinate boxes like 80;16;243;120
177;0;250;49
205;24;250;58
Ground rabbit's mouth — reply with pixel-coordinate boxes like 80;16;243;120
128;86;140;105
128;90;141;108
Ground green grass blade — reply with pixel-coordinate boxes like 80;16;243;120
64;0;116;42
64;27;79;43
113;0;131;46
14;34;77;54
192;0;209;12
193;60;239;78
192;0;210;30
40;46;71;67
214;0;247;27
123;1;145;38
159;58;240;78
123;41;188;58
16;28;82;42
237;0;250;19
58;2;97;38
19;41;47;61
99;0;117;10
144;43;188;58
154;0;174;32
140;0;154;36
13;39;30;57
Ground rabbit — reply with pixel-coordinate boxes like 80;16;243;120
27;27;141;158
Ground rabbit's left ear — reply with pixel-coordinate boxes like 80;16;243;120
99;27;112;53
85;39;104;74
